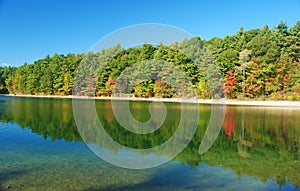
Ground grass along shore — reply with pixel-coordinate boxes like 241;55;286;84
2;94;300;107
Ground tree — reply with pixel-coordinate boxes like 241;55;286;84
243;61;266;98
237;49;251;98
275;21;288;36
105;76;116;96
63;73;73;95
224;69;237;99
153;80;173;98
133;80;154;98
0;66;16;94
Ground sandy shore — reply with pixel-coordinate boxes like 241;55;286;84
2;94;300;107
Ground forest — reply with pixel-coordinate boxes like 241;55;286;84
0;21;300;100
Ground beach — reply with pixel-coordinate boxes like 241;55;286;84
2;94;300;107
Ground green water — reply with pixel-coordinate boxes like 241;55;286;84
0;96;299;190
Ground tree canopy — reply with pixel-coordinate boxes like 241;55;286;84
1;21;300;100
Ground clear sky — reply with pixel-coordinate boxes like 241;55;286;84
0;0;299;67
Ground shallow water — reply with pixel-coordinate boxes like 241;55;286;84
0;96;300;190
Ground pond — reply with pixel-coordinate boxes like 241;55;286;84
0;96;299;190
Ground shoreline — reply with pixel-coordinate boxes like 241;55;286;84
2;94;300;107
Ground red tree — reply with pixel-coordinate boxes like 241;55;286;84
224;69;237;99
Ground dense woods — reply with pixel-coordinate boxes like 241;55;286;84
1;21;300;100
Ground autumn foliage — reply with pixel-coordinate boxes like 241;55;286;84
224;69;237;99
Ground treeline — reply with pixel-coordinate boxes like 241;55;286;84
207;21;300;100
0;21;300;100
2;54;83;95
0;66;16;94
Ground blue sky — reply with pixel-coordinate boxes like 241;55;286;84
0;0;299;67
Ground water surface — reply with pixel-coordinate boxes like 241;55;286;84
0;96;299;190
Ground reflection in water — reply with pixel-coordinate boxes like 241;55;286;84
0;96;300;190
224;107;235;139
223;107;252;157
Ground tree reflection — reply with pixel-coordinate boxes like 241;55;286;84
223;106;235;138
0;98;300;187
